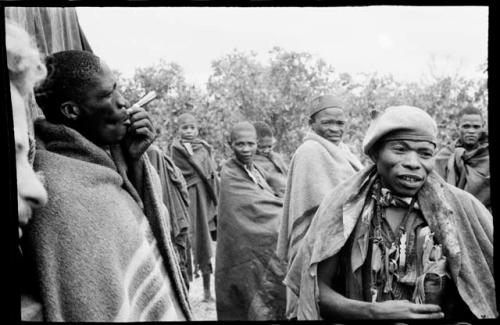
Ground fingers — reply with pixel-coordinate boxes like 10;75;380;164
409;303;444;319
411;311;444;319
409;303;442;314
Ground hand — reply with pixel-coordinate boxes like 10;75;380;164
122;105;156;160
371;300;444;319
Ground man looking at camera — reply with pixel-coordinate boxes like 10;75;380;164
23;50;191;321
277;94;363;318
285;106;496;320
435;106;490;210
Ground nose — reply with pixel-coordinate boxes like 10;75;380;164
401;151;421;170
18;163;48;209
116;91;129;108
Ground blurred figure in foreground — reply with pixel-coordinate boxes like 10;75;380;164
6;20;48;321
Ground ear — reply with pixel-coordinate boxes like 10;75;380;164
59;101;80;121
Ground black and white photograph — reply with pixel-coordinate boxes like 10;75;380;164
1;3;494;322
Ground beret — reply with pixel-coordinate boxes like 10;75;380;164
309;94;344;118
362;105;438;155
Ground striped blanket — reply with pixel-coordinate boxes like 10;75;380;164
24;119;192;321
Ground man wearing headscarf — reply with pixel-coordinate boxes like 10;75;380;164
284;106;496;320
434;106;490;210
277;94;364;318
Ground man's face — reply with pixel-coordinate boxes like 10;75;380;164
231;130;257;166
458;114;484;149
179;122;198;141
12;84;48;238
257;136;274;156
310;107;346;144
375;139;436;197
74;61;130;145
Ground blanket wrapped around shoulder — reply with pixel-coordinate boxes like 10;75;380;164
254;152;289;197
277;131;364;263
285;165;496;320
215;158;287;320
435;138;490;209
147;144;191;285
25;119;192;321
170;138;219;276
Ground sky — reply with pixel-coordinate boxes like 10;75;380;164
77;6;488;88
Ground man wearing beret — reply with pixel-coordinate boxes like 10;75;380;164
277;94;363;318
283;106;496;320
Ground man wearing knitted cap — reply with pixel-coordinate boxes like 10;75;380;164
283;106;496;320
277;94;363;318
215;122;287;320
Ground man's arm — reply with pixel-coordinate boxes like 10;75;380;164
317;254;445;320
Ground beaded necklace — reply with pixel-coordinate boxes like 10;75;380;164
370;183;417;302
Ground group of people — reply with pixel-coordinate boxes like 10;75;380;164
8;18;495;322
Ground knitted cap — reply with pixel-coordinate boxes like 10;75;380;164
362;105;438;155
309;94;345;118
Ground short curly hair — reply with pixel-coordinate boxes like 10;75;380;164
34;50;102;123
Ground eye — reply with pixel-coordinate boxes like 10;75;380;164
391;145;406;153
419;151;433;158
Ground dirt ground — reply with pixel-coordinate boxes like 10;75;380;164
188;242;217;321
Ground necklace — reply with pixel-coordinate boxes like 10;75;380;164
371;183;417;297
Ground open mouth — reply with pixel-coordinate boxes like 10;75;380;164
398;175;423;184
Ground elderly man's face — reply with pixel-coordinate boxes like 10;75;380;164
375;139;436;197
75;61;130;146
458;114;484;149
12;84;48;238
310;108;346;144
231;130;257;166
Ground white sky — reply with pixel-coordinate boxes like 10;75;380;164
77;6;488;87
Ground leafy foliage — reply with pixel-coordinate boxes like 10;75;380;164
116;49;488;167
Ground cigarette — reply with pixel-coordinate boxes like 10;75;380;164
134;91;157;107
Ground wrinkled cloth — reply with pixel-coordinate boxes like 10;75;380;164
171;138;219;278
25;119;191;321
435;138;490;210
254;151;289;197
147;144;191;287
215;158;287;320
278;131;363;263
285;165;496;320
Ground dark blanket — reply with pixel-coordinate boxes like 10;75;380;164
285;165;496;319
254;152;288;197
171;138;218;277
147;145;191;286
26;119;191;321
435;138;490;209
215;158;287;320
